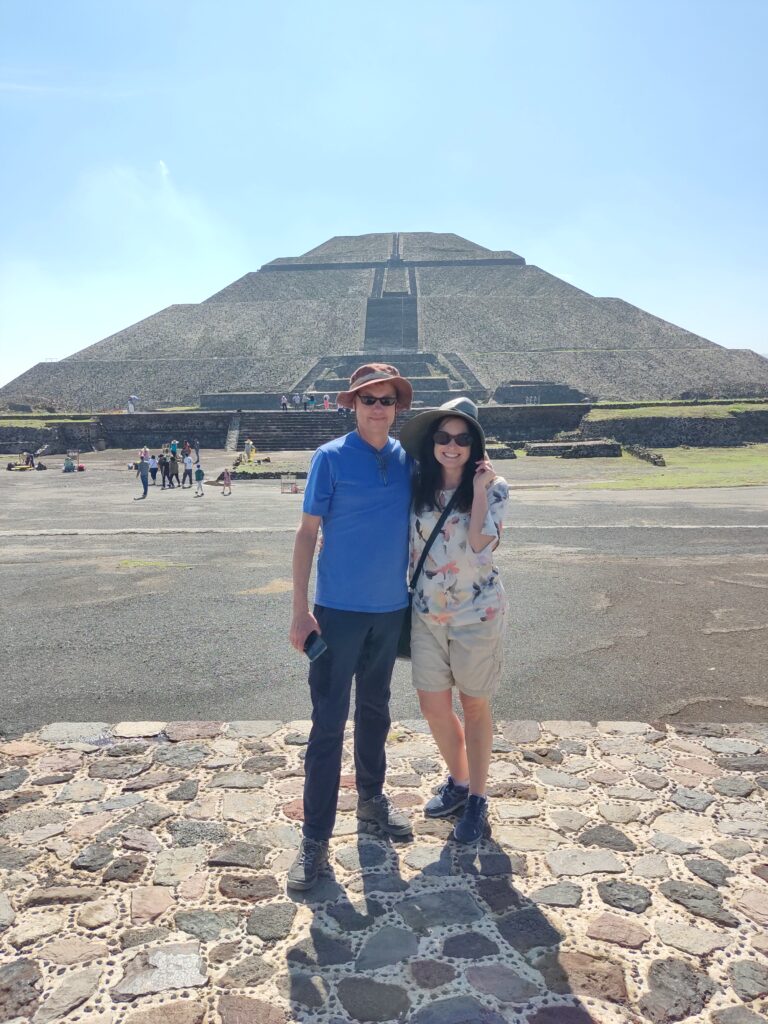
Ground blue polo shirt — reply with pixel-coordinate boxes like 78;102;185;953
303;431;412;613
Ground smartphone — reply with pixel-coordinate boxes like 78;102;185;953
303;631;328;662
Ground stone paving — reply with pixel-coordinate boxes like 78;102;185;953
0;719;767;1024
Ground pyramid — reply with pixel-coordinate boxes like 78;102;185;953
3;232;767;411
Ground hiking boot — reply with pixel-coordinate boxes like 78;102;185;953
357;794;413;837
286;837;329;891
424;777;469;818
452;795;490;844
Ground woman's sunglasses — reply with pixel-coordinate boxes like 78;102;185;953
358;395;397;406
433;430;474;447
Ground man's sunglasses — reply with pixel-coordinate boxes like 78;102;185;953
358;395;397;406
433;430;474;448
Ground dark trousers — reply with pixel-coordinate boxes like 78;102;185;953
182;469;192;487
302;604;405;840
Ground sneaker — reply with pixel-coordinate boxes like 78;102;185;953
357;794;413;837
424;777;469;818
286;837;329;891
452;795;490;844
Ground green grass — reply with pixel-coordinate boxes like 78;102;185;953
586;403;768;422
0;417;97;428
588;445;768;489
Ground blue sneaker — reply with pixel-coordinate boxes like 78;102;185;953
424;777;469;818
452;795;489;843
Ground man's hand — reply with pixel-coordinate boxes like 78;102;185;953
290;610;321;652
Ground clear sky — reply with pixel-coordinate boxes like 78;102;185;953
1;0;766;388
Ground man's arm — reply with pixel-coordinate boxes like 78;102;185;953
289;512;322;651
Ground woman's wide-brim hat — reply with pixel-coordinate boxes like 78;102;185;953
398;396;486;457
336;363;413;410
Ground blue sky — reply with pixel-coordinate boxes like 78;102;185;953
1;0;766;388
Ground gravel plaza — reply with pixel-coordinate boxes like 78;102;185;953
1;448;767;1023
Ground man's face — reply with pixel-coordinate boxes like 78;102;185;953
354;381;398;432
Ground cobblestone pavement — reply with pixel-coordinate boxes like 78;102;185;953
0;719;766;1024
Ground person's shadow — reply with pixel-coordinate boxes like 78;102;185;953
282;817;601;1023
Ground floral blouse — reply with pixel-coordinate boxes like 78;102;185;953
409;478;509;627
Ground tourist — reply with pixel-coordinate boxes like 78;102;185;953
398;398;509;844
134;455;150;500
181;452;194;488
182;440;191;458
168;452;180;488
194;438;200;464
292;393;301;410
148;454;158;485
323;393;330;411
170;439;178;457
308;393;316;411
302;392;309;411
158;452;169;489
221;467;232;495
281;395;289;412
140;445;149;461
244;437;254;462
194;463;205;496
287;363;414;890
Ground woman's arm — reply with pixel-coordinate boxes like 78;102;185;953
468;460;500;553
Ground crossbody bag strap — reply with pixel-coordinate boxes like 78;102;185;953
409;492;459;591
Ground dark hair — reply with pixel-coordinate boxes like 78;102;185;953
412;417;484;514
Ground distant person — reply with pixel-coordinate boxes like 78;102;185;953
292;393;301;410
194;438;200;464
181;453;193;488
308;394;316;411
140;445;149;461
302;392;309;411
134;456;149;500
281;395;289;412
158;452;169;489
149;454;158;485
194;463;205;496
170;439;178;456
323;393;330;411
182;440;191;458
244;437;254;462
168;452;180;488
221;467;232;495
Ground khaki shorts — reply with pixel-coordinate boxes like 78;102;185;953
411;610;506;698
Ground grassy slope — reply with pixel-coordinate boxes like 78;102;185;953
581;444;768;489
586;403;768;422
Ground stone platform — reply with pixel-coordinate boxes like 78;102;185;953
0;719;766;1024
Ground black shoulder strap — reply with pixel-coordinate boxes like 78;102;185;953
409;492;459;591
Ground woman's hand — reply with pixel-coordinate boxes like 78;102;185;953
473;458;496;492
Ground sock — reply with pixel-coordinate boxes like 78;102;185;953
450;776;469;789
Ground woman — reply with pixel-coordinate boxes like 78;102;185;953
399;397;509;843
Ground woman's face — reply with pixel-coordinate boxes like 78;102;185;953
433;416;473;474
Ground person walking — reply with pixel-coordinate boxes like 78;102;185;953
308;393;316;411
194;438;200;464
398;398;509;844
168;452;180;488
181;453;194;488
148;454;158;485
292;393;301;411
158;452;169;489
194;463;205;496
323;393;330;411
221;467;232;495
243;438;254;463
134;455;150;500
288;363;415;890
281;395;289;412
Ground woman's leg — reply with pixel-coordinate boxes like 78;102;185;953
458;693;493;796
417;690;469;784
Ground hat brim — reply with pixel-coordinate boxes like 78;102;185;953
336;377;413;410
399;408;485;458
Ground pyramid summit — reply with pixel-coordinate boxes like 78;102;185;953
4;231;768;411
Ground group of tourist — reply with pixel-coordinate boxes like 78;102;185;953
133;438;231;499
281;393;333;411
287;362;508;889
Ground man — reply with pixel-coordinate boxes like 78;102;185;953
181;452;194;487
288;363;414;890
134;456;149;500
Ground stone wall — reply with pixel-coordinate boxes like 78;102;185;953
99;413;231;450
580;409;768;447
477;404;588;442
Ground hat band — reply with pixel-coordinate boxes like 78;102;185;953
348;371;399;389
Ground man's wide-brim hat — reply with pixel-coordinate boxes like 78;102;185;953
398;396;486;457
336;363;413;410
